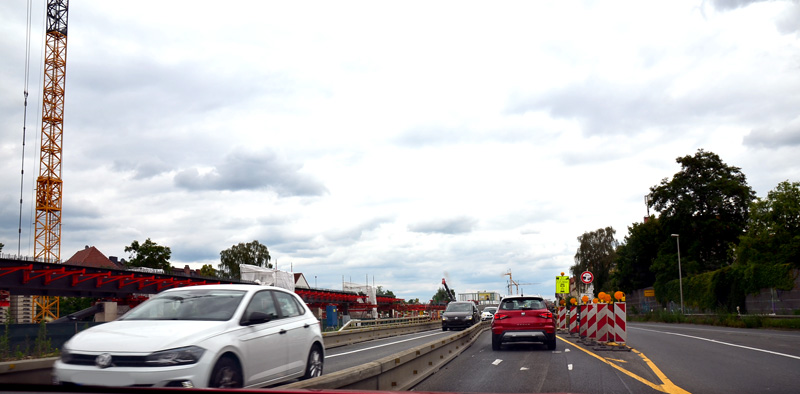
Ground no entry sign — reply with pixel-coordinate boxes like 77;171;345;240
580;271;594;284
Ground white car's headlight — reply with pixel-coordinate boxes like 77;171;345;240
145;346;205;366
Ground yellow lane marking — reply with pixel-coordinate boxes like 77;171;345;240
632;348;689;394
557;335;690;394
604;357;628;363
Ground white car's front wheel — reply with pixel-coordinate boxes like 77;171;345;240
302;345;324;379
210;356;243;388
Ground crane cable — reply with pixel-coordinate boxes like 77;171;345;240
18;0;34;256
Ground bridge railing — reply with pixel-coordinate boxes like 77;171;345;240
339;315;434;331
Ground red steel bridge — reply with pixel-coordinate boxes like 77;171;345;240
0;256;437;317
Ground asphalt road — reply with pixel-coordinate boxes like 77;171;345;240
626;322;800;393
411;322;800;394
8;322;800;393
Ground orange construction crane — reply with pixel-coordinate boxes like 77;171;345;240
33;0;70;321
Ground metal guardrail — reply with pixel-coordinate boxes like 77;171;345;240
678;313;800;319
0;253;61;264
338;315;434;331
324;320;441;349
283;320;489;391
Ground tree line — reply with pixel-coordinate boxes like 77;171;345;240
124;239;272;280
570;149;799;313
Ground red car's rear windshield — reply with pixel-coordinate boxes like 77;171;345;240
499;298;545;310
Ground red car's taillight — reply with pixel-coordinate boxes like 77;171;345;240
494;313;509;320
538;311;553;319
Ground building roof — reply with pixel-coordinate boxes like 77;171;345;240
65;246;123;269
294;272;310;288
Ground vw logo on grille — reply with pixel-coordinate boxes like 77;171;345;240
95;353;113;369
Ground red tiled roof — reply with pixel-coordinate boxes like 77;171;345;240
65;246;122;269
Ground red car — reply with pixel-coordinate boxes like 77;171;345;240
491;295;556;350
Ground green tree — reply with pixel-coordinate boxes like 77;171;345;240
737;180;800;268
648;149;755;274
0;242;4;252
218;240;272;280
59;297;95;317
431;287;454;304
199;264;217;277
124;238;172;272
376;286;396;298
611;217;662;293
571;227;618;294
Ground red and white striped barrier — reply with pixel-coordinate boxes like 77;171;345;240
595;304;610;343
557;306;567;330
607;305;615;342
569;306;578;334
587;303;597;341
579;305;588;338
614;302;627;344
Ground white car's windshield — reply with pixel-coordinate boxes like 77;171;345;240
120;289;245;321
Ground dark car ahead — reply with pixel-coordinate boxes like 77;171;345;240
441;301;479;331
491;295;556;350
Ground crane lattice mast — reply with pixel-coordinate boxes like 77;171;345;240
34;0;69;264
32;0;69;322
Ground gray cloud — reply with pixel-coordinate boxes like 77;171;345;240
709;0;770;11
324;217;390;243
408;216;477;234
708;1;800;34
743;121;800;149
776;2;800;34
507;73;799;138
507;80;675;136
112;159;173;180
174;150;328;196
0;195;23;249
394;124;546;148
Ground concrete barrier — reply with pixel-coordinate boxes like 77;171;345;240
281;321;489;391
0;357;59;384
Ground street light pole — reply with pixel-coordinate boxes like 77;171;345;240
671;234;684;314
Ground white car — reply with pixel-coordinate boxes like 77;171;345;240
481;306;497;321
53;284;324;388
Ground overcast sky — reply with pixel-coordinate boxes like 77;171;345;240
1;1;799;302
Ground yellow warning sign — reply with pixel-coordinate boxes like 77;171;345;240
556;276;569;294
